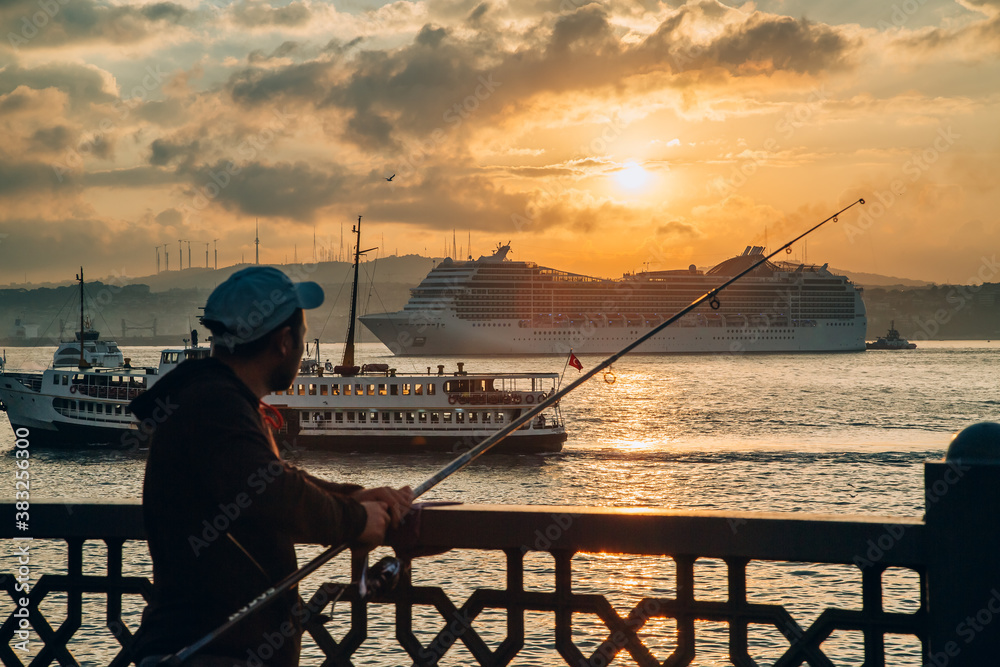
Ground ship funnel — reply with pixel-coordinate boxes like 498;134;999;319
457;362;465;375
437;364;445;375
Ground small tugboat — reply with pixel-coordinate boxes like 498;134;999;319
866;321;917;350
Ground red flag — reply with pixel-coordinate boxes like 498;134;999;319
568;352;582;371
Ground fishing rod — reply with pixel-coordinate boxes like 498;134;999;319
159;197;864;664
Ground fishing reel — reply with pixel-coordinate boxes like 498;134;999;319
360;555;404;600
313;556;404;625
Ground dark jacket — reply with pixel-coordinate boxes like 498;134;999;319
130;357;367;665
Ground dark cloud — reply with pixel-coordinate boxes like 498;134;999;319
30;125;73;152
148;138;200;166
656;221;699;238
0;63;117;111
0;0;190;48
0;158;76;196
706;15;856;74
229;61;331;105
547;4;621;56
249;40;305;63
468;3;489;24
323;36;364;55
184;161;348;222
155;208;183;226
229;0;310;28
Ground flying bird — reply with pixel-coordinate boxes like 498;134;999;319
385;174;395;181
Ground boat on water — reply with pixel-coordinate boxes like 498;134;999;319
0;246;566;453
361;244;868;355
866;321;917;350
268;217;566;453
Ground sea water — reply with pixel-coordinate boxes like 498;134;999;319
2;341;996;665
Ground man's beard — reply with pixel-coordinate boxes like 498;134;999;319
268;361;299;393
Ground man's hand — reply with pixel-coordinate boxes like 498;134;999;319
356;500;392;546
352;486;414;527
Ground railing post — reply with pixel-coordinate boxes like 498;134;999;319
925;422;1000;666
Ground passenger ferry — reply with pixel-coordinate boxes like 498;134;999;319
269;357;564;453
271;216;564;453
361;244;867;355
0;345;210;448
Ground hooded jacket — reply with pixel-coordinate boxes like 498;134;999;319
130;357;367;665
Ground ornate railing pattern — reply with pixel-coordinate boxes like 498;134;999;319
1;502;927;666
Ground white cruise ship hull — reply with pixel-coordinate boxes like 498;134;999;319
362;312;867;356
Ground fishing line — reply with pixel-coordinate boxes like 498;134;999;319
158;197;864;665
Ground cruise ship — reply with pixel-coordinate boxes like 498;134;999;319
361;244;867;355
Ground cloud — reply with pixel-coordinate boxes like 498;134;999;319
656;220;700;238
228;0;311;28
182;160;349;222
1;0;191;49
0;63;117;111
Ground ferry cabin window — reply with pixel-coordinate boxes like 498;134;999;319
427;384;436;396
456;412;465;424
370;411;379;422
468;412;478;424
358;412;366;423
394;411;403;423
320;384;328;396
331;384;340;396
347;411;355;422
483;412;492;424
406;412;415;423
323;411;331;421
390;384;399;396
497;412;505;424
335;412;344;423
414;384;423;395
355;384;363;396
381;411;390;423
344;384;352;396
431;413;439;424
378;384;387;396
443;413;453;424
367;384;376;396
418;412;428;424
403;384;411;396
309;384;317;396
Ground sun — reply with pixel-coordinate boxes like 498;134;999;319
614;161;651;191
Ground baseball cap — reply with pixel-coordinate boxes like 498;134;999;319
201;266;324;344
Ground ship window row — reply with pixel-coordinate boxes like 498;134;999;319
53;397;130;420
303;410;508;426
57;373;147;388
276;382;437;397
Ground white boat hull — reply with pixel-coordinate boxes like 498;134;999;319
361;313;868;356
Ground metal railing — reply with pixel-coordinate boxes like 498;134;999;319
1;501;931;666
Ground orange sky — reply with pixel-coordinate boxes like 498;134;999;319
1;0;998;286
